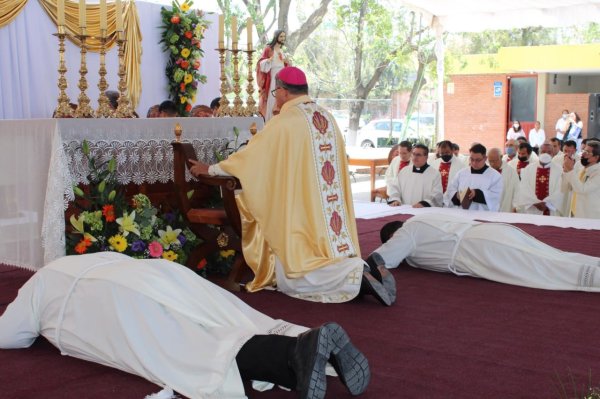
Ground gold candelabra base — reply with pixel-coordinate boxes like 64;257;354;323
74;32;95;118
216;48;232;117
53;28;73;118
114;35;136;118
96;33;114;118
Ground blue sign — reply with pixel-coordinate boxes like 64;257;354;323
493;81;502;97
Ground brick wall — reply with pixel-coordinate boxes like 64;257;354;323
444;74;508;153
544;93;589;139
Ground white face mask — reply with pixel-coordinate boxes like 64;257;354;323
539;153;552;166
562;114;568;119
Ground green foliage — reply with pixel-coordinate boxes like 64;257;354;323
160;0;209;116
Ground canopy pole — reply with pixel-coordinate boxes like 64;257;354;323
433;17;445;142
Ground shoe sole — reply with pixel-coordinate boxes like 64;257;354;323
325;323;370;396
300;326;334;399
362;272;393;306
377;266;397;303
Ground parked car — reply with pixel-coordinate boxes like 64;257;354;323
357;117;435;148
331;110;365;137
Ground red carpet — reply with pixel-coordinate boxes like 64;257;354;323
2;217;600;398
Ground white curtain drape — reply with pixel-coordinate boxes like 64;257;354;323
0;1;220;119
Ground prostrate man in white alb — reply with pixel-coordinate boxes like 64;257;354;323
444;144;503;212
365;213;600;292
487;147;519;213
384;140;412;189
432;140;466;194
562;141;600;219
0;253;370;399
387;143;443;208
189;66;395;306
514;142;564;216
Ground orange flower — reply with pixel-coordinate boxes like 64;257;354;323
75;239;89;254
102;204;115;222
197;258;207;270
185;103;192;112
180;60;190;69
184;31;193;39
180;82;186;91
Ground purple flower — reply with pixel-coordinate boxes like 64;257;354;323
178;234;187;246
164;212;176;224
131;240;146;252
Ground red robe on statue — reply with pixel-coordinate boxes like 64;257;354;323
256;46;289;119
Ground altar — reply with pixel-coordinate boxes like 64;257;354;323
0;117;263;271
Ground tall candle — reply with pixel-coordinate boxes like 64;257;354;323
100;0;107;31
115;0;123;32
231;16;237;50
57;0;65;26
218;14;224;48
79;0;86;28
246;18;252;51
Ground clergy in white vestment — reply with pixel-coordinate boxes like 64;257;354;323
514;144;564;216
561;141;600;219
508;142;535;178
384;140;412;189
432;140;467;193
387;143;443;208
549;137;563;165
0;253;370;399
552;139;580;168
444;144;503;212
487;148;519;213
189;67;394;306
256;30;290;121
367;213;600;292
502;139;518;165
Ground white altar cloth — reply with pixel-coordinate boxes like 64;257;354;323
0;118;262;271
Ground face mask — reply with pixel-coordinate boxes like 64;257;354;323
562;114;568;119
513;124;519;129
518;156;529;162
581;157;590;167
441;154;452;163
505;147;516;156
539;153;552;165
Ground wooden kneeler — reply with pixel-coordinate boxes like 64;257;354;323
171;137;248;291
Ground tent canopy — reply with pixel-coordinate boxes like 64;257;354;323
403;0;600;33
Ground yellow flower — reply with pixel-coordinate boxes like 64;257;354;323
108;234;128;252
181;48;191;58
158;225;182;248
184;73;193;84
180;2;190;12
116;210;140;237
162;250;178;261
191;95;196;103
219;249;236;258
180;96;187;104
69;214;97;242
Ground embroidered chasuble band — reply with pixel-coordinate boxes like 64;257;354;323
535;167;551;216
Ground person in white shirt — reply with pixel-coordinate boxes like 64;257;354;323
528;121;546;151
0;253;370;399
364;213;600;292
487;147;519;213
432;140;467;193
562;141;600;219
514;143;564;216
387;143;443;208
555;109;569;141
444;144;503;212
506;120;526;141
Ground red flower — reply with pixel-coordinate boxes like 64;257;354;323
185;103;192;112
193;60;200;70
184;31;193;39
102;204;115;222
197;258;207;270
330;211;343;236
180;82;186;91
171;15;180;24
321;160;335;185
180;60;190;69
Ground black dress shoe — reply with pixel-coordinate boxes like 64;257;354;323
292;325;334;399
365;253;397;302
361;268;393;306
325;322;370;396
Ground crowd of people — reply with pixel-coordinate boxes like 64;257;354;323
383;126;600;219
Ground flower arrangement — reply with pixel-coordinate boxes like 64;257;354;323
160;0;209;116
66;141;200;265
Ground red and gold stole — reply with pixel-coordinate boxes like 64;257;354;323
439;162;451;193
516;160;529;177
535;167;551;216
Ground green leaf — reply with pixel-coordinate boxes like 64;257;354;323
186;190;195;199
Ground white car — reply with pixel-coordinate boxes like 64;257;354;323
356;119;415;148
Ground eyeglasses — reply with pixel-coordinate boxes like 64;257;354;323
271;87;283;97
469;157;485;163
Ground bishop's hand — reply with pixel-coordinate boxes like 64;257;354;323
188;159;210;177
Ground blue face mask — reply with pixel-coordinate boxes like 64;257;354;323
505;147;516;156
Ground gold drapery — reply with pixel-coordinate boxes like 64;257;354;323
1;0;142;108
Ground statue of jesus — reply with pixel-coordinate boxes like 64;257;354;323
256;30;290;121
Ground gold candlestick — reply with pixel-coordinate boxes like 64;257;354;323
231;49;244;117
53;26;73;118
244;49;258;117
114;34;136;118
74;31;95;118
95;31;113;118
216;48;231;117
